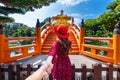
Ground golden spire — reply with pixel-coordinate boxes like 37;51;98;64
60;10;64;15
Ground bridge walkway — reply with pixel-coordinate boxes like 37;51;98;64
12;54;106;68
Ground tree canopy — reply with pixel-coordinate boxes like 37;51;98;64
4;23;36;37
4;17;51;37
0;0;56;24
84;0;120;37
107;0;120;12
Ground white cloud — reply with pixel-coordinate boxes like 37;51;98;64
8;1;94;27
69;13;82;18
68;13;82;24
69;13;94;18
57;0;89;6
74;18;81;24
83;14;95;17
9;3;61;27
68;13;95;24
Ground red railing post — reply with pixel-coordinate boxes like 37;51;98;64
107;39;113;58
113;20;120;64
0;24;5;63
79;19;85;53
36;19;41;53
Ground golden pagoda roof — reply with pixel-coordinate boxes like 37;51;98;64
52;10;71;20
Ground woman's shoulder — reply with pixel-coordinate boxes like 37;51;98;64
53;40;61;46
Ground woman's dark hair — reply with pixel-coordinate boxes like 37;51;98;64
58;37;71;54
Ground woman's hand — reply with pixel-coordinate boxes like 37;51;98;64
25;62;52;80
45;62;53;74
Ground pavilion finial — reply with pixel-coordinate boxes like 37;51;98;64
81;19;85;27
60;10;64;15
36;19;41;27
72;17;74;26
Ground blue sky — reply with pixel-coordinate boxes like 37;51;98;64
9;0;113;27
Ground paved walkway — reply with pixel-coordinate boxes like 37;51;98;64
69;54;106;68
13;54;106;68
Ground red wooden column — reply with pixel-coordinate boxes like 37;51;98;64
0;24;5;62
79;19;85;54
113;20;120;64
35;19;41;54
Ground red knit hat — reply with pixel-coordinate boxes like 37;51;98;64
54;24;69;38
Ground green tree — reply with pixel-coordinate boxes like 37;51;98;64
84;0;120;37
4;24;36;37
26;27;35;37
40;17;51;26
107;0;120;12
85;19;106;37
0;0;56;24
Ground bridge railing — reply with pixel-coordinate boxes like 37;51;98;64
41;23;53;48
0;23;40;63
0;63;120;80
79;20;120;64
3;37;37;63
0;19;54;63
70;25;80;50
81;37;114;63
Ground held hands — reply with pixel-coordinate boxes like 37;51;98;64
25;62;53;80
45;55;53;74
42;56;53;77
43;62;53;76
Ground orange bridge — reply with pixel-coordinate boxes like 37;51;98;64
0;10;120;64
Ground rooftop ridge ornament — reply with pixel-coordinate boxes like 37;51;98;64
72;17;74;26
52;10;71;25
81;19;85;27
60;10;64;15
36;19;41;27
